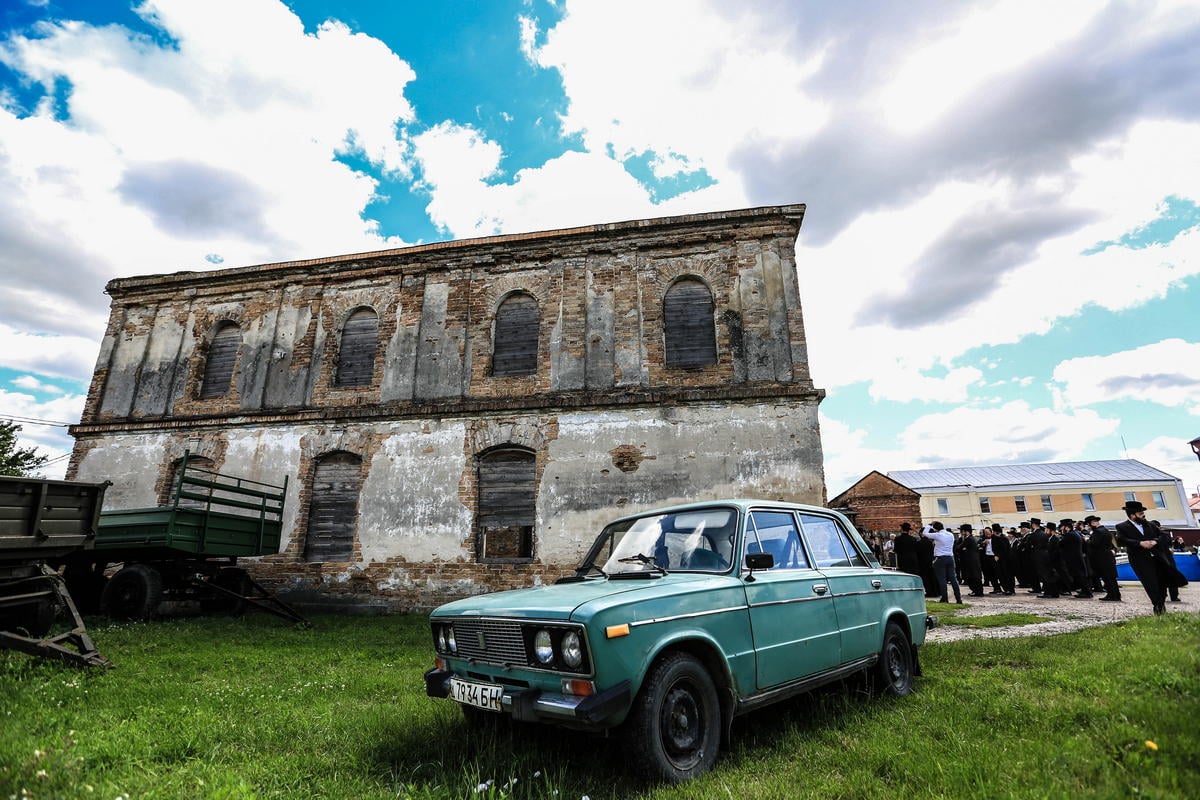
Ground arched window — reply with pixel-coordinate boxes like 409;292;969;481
334;307;379;388
491;292;538;377
477;448;536;560
200;322;240;398
663;279;716;368
303;451;362;562
161;455;216;508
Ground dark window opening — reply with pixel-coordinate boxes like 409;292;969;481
664;278;716;368
162;455;216;508
477;448;536;560
200;322;240;398
303;451;362;562
491;293;539;377
334;307;379;388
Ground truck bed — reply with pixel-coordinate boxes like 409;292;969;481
0;476;110;566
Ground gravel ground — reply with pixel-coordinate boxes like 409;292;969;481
926;581;1197;643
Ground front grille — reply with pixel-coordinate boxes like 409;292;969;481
451;618;529;666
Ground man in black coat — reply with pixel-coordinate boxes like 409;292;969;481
1114;500;1185;614
915;529;939;598
1085;514;1121;601
1059;518;1091;598
894;522;920;575
989;523;1015;595
957;524;984;596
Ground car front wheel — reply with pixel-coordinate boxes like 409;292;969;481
625;651;721;783
874;621;914;696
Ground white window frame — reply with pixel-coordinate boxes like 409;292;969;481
1041;495;1054;512
936;498;949;516
1082;493;1095;511
1152;491;1167;509
1014;495;1027;513
979;497;991;514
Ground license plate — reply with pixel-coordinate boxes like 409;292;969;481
449;677;504;713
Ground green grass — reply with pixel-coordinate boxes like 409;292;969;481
2;612;1198;799
939;612;1051;628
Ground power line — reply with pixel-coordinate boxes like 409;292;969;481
0;413;74;428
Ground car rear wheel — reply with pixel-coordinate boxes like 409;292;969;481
625;652;721;783
874;621;914;696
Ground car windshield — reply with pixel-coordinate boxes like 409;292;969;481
582;507;737;576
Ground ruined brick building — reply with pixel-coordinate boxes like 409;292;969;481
68;204;826;610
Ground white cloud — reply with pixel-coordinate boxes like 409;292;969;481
0;324;101;381
0;388;84;479
11;375;66;394
822;401;1121;496
529;0;826;196
879;1;1100;133
0;0;419;363
1127;435;1200;502
1051;338;1200;414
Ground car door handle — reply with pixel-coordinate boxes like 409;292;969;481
871;579;882;589
813;584;828;595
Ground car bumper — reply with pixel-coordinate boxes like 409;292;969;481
424;668;631;726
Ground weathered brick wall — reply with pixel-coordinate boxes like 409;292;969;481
69;205;827;610
829;471;922;534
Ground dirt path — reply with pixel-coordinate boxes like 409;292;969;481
926;581;1197;643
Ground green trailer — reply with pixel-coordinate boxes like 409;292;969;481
62;458;305;625
0;475;112;667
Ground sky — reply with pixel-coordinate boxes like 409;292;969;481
1;0;1198;499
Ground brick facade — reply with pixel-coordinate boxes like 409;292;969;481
69;205;827;611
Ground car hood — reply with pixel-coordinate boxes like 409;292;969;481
430;573;734;622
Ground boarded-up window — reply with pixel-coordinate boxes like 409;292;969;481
161;455;216;508
334;308;379;387
303;451;362;562
663;279;716;368
200;322;240;398
477;448;535;560
491;293;538;377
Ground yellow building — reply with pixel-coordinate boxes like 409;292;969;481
887;460;1195;530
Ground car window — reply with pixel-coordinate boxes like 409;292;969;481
797;514;868;568
595;508;736;574
745;510;810;570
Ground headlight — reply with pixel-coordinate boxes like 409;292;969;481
561;631;583;669
534;629;554;663
436;627;447;652
446;626;457;654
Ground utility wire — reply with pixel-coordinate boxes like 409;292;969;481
0;413;74;428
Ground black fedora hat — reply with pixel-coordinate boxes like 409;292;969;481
1123;500;1147;514
1084;515;1101;524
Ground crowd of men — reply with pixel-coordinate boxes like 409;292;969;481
869;500;1190;614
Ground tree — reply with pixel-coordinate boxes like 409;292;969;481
0;420;50;477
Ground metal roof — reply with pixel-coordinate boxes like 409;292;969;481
887;459;1178;491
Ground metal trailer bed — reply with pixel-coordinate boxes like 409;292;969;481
0;475;112;667
63;457;306;625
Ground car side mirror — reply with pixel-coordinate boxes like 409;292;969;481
744;552;774;577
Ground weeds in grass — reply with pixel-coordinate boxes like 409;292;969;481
1;612;1197;799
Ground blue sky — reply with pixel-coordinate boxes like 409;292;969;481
1;0;1198;498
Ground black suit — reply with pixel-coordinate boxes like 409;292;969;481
894;533;920;576
1115;518;1184;611
991;533;1015;593
1087;524;1120;599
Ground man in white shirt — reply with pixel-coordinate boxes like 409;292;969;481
922;521;961;604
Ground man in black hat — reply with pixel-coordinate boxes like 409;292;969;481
957;524;984;597
1085;515;1120;601
1059;518;1090;597
894;522;920;576
989;523;1015;594
1114;500;1182;614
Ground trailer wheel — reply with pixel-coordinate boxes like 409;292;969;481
101;564;164;620
201;568;249;616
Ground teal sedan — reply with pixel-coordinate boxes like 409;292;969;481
425;500;933;782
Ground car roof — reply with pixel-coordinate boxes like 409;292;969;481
606;498;845;526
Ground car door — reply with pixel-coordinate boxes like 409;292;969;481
742;509;843;689
797;512;887;663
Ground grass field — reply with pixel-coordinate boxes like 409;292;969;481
2;611;1198;800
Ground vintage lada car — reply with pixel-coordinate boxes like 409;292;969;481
424;500;933;782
